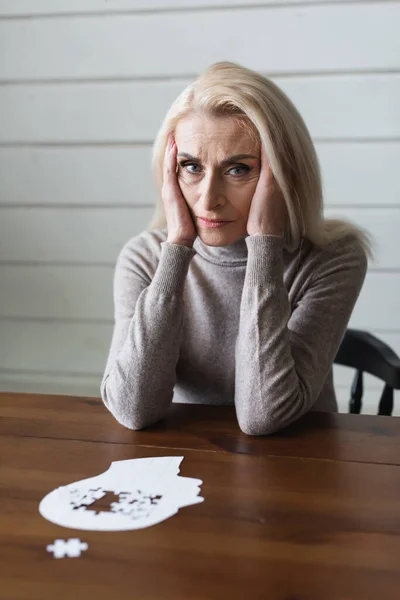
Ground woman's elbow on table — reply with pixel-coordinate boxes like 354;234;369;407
236;393;308;436
237;415;284;437
100;378;162;431
108;408;147;432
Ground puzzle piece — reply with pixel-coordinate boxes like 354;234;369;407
46;538;88;559
110;490;162;519
69;487;105;510
68;487;161;518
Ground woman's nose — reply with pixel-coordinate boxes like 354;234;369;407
198;175;225;211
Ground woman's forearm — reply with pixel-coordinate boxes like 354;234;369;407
234;234;367;436
234;235;294;435
101;242;194;430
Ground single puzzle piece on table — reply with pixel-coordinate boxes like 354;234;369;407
39;456;203;531
46;538;88;559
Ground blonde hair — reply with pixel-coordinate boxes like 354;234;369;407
149;61;374;259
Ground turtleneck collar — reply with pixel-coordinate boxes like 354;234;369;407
193;235;249;266
193;234;304;268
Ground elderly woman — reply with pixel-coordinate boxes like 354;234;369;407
101;61;373;435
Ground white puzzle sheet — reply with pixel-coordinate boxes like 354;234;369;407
39;456;204;531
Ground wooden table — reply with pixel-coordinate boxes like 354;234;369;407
1;392;400;600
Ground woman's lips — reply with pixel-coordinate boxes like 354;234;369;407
197;217;234;229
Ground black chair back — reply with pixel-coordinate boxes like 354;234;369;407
335;329;400;415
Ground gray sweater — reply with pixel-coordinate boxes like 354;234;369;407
101;229;367;435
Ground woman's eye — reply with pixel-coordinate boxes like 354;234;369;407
179;163;250;176
227;165;250;176
180;162;202;174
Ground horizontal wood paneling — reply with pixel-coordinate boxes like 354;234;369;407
323;208;399;269
1;75;400;142
318;142;400;207
0;265;398;329
0;370;101;399
0;321;112;373
0;146;156;206
350;273;400;331
0;4;399;79
0;81;179;143
0;207;153;263
0;265;114;320
1;143;399;207
0;0;353;17
0;206;397;268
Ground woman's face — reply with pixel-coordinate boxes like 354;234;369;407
174;114;261;246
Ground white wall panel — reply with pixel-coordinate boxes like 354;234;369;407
350;274;400;332
1;143;399;208
0;265;114;320
0;320;112;373
0;207;397;268
0;146;156;206
1;75;400;143
0;0;354;17
324;208;400;270
0;81;180;143
0;4;399;79
318;143;400;207
0;370;101;399
0;207;154;263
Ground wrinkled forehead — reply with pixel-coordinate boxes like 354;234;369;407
174;114;260;162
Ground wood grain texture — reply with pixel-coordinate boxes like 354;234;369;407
1;392;400;464
1;393;400;599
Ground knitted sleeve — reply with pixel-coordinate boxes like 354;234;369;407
101;239;195;430
235;234;367;435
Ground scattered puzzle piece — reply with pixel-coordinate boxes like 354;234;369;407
46;538;88;559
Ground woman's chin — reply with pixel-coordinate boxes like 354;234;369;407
197;226;246;247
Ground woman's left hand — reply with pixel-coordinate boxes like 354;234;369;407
246;144;287;237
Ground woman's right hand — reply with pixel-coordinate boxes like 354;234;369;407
162;135;197;248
